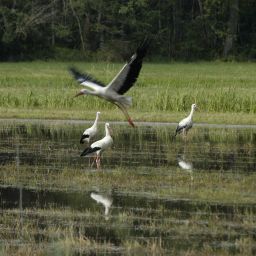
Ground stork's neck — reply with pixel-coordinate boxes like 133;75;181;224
105;126;111;137
188;108;195;120
83;89;97;95
82;81;102;92
92;113;99;127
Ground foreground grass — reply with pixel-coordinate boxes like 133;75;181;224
1;206;255;255
0;164;255;255
1;61;256;124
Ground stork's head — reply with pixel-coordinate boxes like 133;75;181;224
191;103;198;110
105;122;113;135
97;111;101;115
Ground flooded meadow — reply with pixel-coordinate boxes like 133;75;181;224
0;119;256;255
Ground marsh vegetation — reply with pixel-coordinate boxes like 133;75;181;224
0;120;256;255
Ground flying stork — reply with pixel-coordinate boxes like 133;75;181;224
69;39;150;127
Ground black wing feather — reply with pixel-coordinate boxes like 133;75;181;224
69;67;106;87
174;125;187;137
118;38;150;95
80;134;90;144
80;146;101;156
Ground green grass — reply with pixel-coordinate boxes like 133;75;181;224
1;61;256;124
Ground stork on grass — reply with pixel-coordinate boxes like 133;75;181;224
69;38;150;127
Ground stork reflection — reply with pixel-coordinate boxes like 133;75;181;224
90;192;113;220
177;154;193;181
177;156;193;171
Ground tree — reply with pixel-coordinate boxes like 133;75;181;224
223;0;239;58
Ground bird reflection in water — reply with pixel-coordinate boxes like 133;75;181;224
177;155;193;181
90;192;113;220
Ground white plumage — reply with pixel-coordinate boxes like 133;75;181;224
175;104;197;137
69;39;150;127
80;111;100;144
81;122;113;169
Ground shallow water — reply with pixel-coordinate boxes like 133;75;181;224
1;120;256;172
0;120;256;254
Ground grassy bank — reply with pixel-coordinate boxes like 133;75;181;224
0;61;256;124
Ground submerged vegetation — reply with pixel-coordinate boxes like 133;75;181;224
1;61;256;124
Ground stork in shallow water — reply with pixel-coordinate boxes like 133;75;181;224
80;111;100;144
69;39;150;127
80;122;113;169
175;104;198;137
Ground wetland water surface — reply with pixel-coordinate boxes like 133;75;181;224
0;120;256;255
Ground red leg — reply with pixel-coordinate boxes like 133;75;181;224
128;117;135;128
90;155;97;167
96;155;101;169
115;102;136;128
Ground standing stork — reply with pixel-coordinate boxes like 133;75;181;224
175;104;198;137
80;111;100;144
69;39;150;127
80;122;113;169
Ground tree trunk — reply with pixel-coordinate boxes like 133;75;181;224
51;0;55;46
97;7;104;49
197;0;209;44
172;0;182;58
69;0;85;52
223;0;239;58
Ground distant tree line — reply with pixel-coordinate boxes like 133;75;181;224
0;0;255;61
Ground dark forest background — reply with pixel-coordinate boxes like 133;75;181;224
0;0;255;61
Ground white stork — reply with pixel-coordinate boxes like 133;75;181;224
175;104;198;137
90;192;113;218
69;39;150;127
80;111;100;144
80;122;113;169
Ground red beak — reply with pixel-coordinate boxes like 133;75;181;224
74;91;84;98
